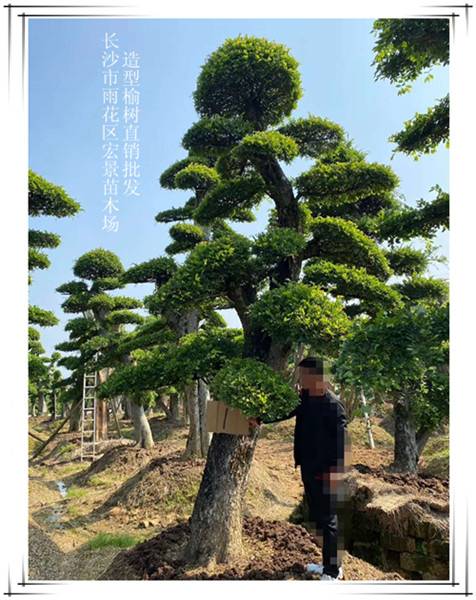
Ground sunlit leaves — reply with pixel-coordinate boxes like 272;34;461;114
123;257;177;286
166;223;207;254
28;170;81;217
73;248;124;281
211;357;300;420
193;35;302;127
250;282;350;349
372;19;449;90
194;173;266;224
296;161;399;206
391;95;449;156
182;115;253;157
235;131;299;164
305;217;392;280
278;116;344;158
29;305;59;327
174;163;220;192
303;259;402;313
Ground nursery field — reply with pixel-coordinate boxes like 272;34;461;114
28;409;449;581
26;19;450;586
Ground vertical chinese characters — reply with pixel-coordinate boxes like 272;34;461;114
101;33;141;233
102;32;120;232
123;50;141;200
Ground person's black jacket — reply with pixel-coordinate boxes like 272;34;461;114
261;388;347;472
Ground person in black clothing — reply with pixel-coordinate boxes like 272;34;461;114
249;356;348;580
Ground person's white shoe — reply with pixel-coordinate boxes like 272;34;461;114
320;566;344;581
305;563;324;575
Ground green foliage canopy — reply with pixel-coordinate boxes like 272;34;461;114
193;36;302;128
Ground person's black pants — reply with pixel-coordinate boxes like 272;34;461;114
300;465;341;577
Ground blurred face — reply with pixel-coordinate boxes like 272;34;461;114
297;366;329;396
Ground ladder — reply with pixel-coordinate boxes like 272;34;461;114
80;372;97;461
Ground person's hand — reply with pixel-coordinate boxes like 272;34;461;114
248;417;262;430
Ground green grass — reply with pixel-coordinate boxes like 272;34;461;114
420;434;449;478
347;417;394;449
66;504;81;517
57;442;76;456
87;532;138;550
87;473;121;487
66;485;88;500
163;483;199;514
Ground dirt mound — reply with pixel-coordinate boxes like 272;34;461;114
96;451;205;520
353;464;448;498
75;443;153;485
94;447;301;525
101;515;401;580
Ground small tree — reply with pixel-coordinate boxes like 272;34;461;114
335;297;448;473
55;249;153;446
121;257;234;456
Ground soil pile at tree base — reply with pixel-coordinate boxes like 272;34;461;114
353;464;448;499
101;515;401;580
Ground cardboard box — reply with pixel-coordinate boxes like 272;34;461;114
206;400;250;435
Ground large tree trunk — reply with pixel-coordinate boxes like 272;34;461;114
170;392;181;423
393;394;418;473
184;427;260;565
69;400;81;432
184;333;289;564
39;393;48;416
130;400;154;449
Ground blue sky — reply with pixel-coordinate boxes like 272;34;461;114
29;18;449;360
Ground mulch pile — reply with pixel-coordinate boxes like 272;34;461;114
101;515;401;581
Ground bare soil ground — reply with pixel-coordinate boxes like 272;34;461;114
102;515;401;580
28;413;448;581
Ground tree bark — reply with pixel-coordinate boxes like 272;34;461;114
122;396;131;420
169;392;181;422
360;390;375;450
198;379;211;455
39;393;48;416
184;381;201;457
416;426;433;458
182;391;190;425
69;400;81;432
156;393;173;420
184;427;260;565
130;400;154;449
393;394;418;473
52;392;57;421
